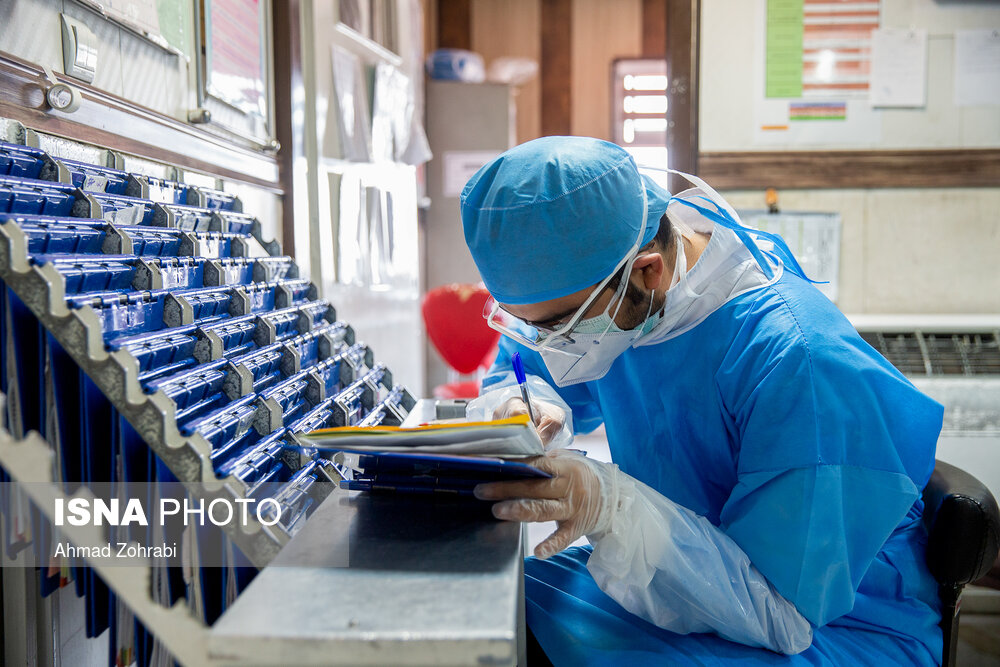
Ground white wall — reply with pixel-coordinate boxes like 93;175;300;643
297;0;425;393
700;0;1000;315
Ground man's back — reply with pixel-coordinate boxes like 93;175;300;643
500;269;944;663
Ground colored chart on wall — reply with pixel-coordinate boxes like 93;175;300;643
206;0;267;118
766;0;881;99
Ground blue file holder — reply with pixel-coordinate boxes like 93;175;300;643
178;230;247;259
163;285;235;325
125;174;190;205
153;202;215;232
332;365;387;427
0;141;46;179
252;257;295;283
133;256;206;290
183;392;259;446
275;278;316;307
107;325;200;375
146;359;230;418
359;384;415;427
39;156;129;194
77;191;156;225
222;428;292;491
261;461;329;534
31;253;137;293
204;258;254;287
9;215;107;253
193;313;259;361
213;210;256;234
187;185;241;212
0;175;76;215
67;289;169;336
226;342;286;395
254;371;315;434
255;305;300;346
111;225;185;256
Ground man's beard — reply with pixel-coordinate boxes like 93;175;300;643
616;279;666;331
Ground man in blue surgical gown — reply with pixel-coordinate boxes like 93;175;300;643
460;136;944;665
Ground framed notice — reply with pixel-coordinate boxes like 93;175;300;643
198;0;272;142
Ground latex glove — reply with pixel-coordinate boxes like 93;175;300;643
466;374;574;450
474;450;617;559
493;397;567;447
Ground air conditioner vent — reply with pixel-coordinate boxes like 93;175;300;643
860;331;1000;376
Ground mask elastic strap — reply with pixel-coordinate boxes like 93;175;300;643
639;164;773;277
682;196;823;285
669;225;687;290
671;197;775;280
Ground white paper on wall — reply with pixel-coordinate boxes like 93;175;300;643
954;29;1000;107
738;210;842;303
870;28;928;108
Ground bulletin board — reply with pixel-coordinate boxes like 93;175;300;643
697;0;1000;189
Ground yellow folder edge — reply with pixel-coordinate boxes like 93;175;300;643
304;414;531;437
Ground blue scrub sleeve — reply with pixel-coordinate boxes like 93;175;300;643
715;304;941;627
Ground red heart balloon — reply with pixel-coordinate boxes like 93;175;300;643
422;284;501;374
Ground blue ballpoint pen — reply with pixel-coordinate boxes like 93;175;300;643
511;352;537;425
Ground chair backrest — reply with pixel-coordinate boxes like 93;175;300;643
422;284;500;374
921;459;1000;667
922;460;1000;587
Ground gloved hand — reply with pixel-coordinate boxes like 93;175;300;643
493;397;567;447
474;450;618;559
466;373;575;450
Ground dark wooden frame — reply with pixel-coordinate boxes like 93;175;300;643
700;150;1000;189
436;0;471;51
665;0;699;194
541;0;573;137
272;0;304;257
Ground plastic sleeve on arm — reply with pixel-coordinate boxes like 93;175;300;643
466;372;575;450
584;463;814;655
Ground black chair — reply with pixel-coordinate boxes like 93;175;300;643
922;460;1000;667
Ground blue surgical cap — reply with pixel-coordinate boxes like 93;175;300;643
460;136;671;305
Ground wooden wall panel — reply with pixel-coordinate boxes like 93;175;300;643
666;0;698;192
438;0;472;50
542;0;573;137
471;0;542;144
642;0;667;57
570;0;642;141
699;150;1000;189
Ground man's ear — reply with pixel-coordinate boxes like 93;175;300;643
631;253;663;290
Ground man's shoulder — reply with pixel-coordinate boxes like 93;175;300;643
720;274;864;360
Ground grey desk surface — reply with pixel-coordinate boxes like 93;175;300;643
208;487;524;666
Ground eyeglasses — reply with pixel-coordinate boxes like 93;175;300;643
483;247;639;352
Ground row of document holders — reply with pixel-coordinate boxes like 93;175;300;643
0;128;431;661
0;174;256;233
2;139;242;211
0;131;417;573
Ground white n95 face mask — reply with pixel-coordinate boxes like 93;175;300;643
539;289;654;387
539;227;687;387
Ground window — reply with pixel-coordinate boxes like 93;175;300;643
612;59;668;171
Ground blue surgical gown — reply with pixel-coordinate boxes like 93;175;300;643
484;270;944;665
